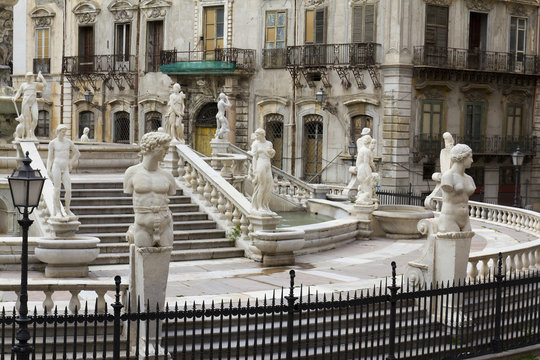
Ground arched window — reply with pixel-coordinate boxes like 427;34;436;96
145;111;162;133
36;110;50;138
114;111;130;143
303;114;323;183
79;111;95;139
194;103;218;156
264;113;284;169
351;114;372;142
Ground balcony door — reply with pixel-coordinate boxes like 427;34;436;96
115;23;131;72
464;102;483;152
420;100;442;153
204;6;224;60
305;8;326;65
510;17;526;72
468;12;487;69
146;20;163;72
424;5;448;66
78;26;94;73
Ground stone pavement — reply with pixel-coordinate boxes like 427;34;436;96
0;219;536;310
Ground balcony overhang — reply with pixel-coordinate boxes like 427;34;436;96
159;61;237;75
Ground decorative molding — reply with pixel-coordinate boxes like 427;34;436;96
423;0;452;6
415;80;453;93
423;88;446;100
140;0;171;20
503;86;531;98
73;1;101;25
0;7;12;66
30;6;55;27
304;0;328;8
507;3;535;17
108;0;136;21
465;0;495;11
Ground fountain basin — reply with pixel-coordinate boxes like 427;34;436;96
372;205;434;239
252;228;305;266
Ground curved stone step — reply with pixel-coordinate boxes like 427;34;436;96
77;212;209;224
87;229;227;243
78;220;217;234
97;238;235;253
70;203;200;215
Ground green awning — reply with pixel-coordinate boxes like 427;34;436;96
160;61;237;74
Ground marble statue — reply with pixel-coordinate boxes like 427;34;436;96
124;131;176;247
438;144;476;233
355;134;377;205
343;128;372;201
424;132;455;209
214;92;232;140
80;127;90;142
12;71;47;140
165;83;185;142
47;124;80;219
248;128;276;214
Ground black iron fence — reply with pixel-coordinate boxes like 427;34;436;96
2;259;540;359
413;46;540;75
160;48;256;72
376;185;426;207
414;134;537;157
63;55;137;74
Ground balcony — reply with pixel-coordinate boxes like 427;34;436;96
413;134;537;159
286;42;380;68
33;58;50;74
413;46;540;75
159;48;256;74
262;48;287;69
62;55;136;74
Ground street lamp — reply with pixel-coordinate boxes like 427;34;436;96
8;152;45;360
316;88;327;105
511;147;524;208
84;89;94;104
348;141;357;166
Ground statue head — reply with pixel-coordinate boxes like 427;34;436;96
252;128;266;141
56;124;68;136
443;132;454;148
450;143;473;164
172;83;181;93
25;72;33;81
83;127;89;135
139;131;171;156
361;127;371;136
218;92;227;101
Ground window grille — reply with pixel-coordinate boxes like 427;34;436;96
264;114;284;169
303;114;323;183
36;110;50;138
114;111;130;144
145;111;162;133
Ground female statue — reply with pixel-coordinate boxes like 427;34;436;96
438;144;476;233
165;83;185;142
355;135;376;204
248;128;276;213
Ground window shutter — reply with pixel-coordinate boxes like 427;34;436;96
352;6;363;43
364;4;375;42
315;9;325;44
425;5;447;48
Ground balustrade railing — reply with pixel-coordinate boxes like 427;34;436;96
160;48;256;72
414;46;540;74
287;42;381;67
63;55;137;74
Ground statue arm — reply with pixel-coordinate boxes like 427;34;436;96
37;71;47;88
167;173;176;196
46;142;54;175
69;141;81;171
12;84;23;101
440;173;454;192
123;167;134;194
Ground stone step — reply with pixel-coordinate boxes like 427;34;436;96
92;247;244;265
78;220;217;234
66;188;185;198
97;238;235;253
89;229;227;243
77;212;209;224
70;203;200;215
71;181;124;190
69;195;192;206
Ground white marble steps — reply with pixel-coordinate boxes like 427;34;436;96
67;182;244;265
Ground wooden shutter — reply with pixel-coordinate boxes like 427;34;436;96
315;9;326;44
352;6;363;43
425;5;448;48
364;4;375;42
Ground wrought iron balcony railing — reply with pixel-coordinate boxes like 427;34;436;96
413;46;540;75
413;134;537;157
160;48;256;72
33;58;50;74
285;42;381;68
63;55;136;74
262;48;287;69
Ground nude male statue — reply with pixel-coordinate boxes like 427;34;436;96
214;92;232;140
47;124;80;219
124;132;176;248
13;71;47;140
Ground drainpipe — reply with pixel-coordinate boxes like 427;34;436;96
60;0;66;131
133;0;141;143
291;0;297;176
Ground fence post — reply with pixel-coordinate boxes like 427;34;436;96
386;261;400;360
408;183;412;205
112;275;124;360
285;270;298;360
491;252;505;353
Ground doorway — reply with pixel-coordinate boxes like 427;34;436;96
78;26;94;73
468;12;487;69
194;103;218;156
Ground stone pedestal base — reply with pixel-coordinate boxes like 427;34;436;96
163;142;182;177
246;213;281;262
210;138;230;155
350;203;376;239
252;228;305;266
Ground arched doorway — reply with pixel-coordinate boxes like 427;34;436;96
114;111;130;144
303;114;323;183
194;103;217;156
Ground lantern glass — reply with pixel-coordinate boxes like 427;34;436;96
348;141;357;157
512;148;524;167
84;90;94;104
7;152;45;211
316;88;326;105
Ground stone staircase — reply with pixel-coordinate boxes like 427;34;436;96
68;181;244;265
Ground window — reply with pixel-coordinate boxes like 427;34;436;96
305;8;326;44
204;6;224;59
464;102;483;152
115;23;131;62
425;5;448;48
510;17;526;66
420;100;443;153
36;110;49;138
266;11;286;49
78;26;94;73
351;115;372;142
265;114;284;169
146;20;163;72
352;3;376;43
114;111;130;144
303;115;323;183
79;111;95;139
506;104;523;137
145;111;162;133
35;28;50;59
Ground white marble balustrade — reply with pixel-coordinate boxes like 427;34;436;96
0;282;128;314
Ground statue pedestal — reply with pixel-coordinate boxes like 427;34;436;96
252;228;304;266
210;138;230;156
35;220;100;277
129;245;172;356
350;203;377;239
247;213;281;262
162;141;182;177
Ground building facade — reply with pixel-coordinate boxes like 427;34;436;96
11;0;540;208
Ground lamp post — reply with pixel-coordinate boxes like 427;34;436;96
315;88;327;105
511;147;524;208
8;152;45;360
348;141;357;166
